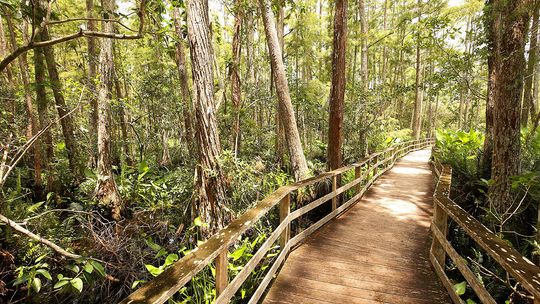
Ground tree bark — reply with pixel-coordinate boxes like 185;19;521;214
481;0;496;179
5;15;42;189
412;0;423;140
95;0;123;221
230;1;243;157
187;0;232;237
488;0;531;214
87;0;99;166
523;6;540;127
259;0;310;181
359;0;368;93
172;8;194;149
34;39;55;189
114;73;133;166
41;27;82;183
327;0;347;171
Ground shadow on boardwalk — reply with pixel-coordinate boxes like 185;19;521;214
263;150;451;304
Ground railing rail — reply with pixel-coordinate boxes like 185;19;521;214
430;159;540;304
121;138;434;304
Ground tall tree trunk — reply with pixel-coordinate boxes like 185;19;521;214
327;0;347;171
34;41;55;190
275;4;286;166
114;74;132;166
5;15;42;189
95;0;123;221
523;6;540;127
172;8;194;148
230;1;243;157
481;0;496;179
0;15;15;126
488;0;531;214
259;0;309;181
359;0;368;93
41;27;82;183
87;0;99;166
187;0;232;237
412;0;423;140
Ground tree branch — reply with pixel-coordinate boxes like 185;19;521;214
0;0;146;72
0;213;82;259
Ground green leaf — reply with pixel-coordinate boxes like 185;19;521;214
131;280;145;289
70;278;83;293
193;217;203;227
453;281;467;296
66;264;79;273
229;246;246;261
466;299;477;304
53;279;70;289
36;269;52;280
89;261;106;277
83;262;94;274
31;277;42;293
164;253;179;267
27;201;45;214
145;264;164;277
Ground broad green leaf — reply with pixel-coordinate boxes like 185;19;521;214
466;299;477;304
83;262;94;274
193;217;203;227
164;253;179;267
145;264;163;277
453;281;467;295
229;246;247;261
90;261;106;277
36;269;52;280
31;277;42;293
53;279;70;289
70;278;83;293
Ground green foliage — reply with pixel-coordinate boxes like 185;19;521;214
434;129;484;177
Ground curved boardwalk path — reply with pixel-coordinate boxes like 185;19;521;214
263;150;451;304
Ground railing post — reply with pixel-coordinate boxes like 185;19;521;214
279;193;290;249
355;166;361;194
430;197;448;267
331;175;337;210
215;249;228;296
373;154;379;177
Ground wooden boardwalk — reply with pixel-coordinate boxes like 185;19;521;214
263;150;451;304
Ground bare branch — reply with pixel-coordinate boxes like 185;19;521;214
0;213;82;259
0;0;147;72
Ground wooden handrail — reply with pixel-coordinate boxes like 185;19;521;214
430;160;540;304
120;138;434;304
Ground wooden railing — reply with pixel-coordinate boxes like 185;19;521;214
430;160;540;304
121;138;434;304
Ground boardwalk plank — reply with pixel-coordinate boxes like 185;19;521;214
262;150;451;304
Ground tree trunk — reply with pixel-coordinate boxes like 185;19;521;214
488;0;531;214
41;27;82;183
523;6;540;127
481;0;496;179
172;8;194;148
87;0;99;167
95;0;123;221
230;1;243;157
275;4;287;167
187;0;232;237
34;40;55;190
359;0;368;93
114;74;133;166
259;0;309;181
327;0;347;171
5;15;42;189
412;0;423;140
